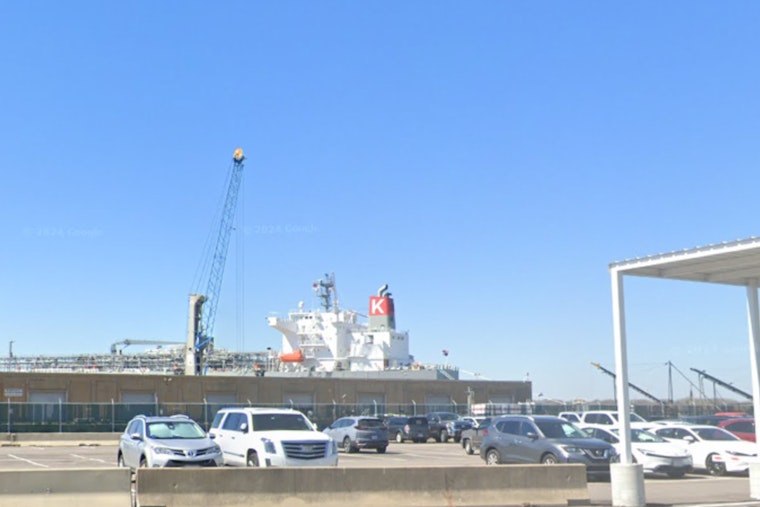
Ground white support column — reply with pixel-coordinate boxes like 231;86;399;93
610;269;645;507
745;283;760;499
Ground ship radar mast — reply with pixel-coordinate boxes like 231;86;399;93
313;273;338;311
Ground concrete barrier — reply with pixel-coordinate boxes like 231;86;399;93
0;468;132;507
137;465;590;507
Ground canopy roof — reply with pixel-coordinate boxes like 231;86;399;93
609;237;760;287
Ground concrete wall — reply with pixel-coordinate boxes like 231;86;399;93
0;371;532;407
0;465;589;507
0;468;131;507
137;465;590;507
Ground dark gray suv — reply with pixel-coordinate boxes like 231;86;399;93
383;416;429;443
479;415;616;479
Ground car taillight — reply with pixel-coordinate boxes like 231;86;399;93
482;429;489;436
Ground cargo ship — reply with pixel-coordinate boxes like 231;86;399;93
265;274;459;380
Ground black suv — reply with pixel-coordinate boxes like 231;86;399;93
425;412;471;443
383;415;430;443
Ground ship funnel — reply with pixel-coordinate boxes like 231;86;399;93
369;284;396;331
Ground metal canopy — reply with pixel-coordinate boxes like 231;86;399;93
608;236;760;506
609;237;760;286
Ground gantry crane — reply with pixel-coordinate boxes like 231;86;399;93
185;148;246;375
590;362;665;405
690;368;752;401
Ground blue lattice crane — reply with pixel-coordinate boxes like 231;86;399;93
185;148;246;375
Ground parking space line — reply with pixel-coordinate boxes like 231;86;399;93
7;454;49;468
70;453;109;464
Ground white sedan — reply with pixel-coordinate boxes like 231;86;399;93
652;424;759;476
581;424;692;478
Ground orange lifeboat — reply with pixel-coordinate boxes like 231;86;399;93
280;349;305;363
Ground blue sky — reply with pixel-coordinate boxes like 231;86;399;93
1;1;759;402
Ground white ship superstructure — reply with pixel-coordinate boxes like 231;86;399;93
267;275;412;373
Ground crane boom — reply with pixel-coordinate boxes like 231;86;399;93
591;362;664;404
690;368;752;400
186;148;246;375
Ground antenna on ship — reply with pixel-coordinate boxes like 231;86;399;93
313;273;338;311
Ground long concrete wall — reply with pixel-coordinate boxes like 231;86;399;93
0;468;131;507
137;465;590;507
0;465;590;507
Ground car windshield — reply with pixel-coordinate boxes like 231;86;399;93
146;421;206;439
694;427;740;441
611;428;666;443
252;413;313;431
536;420;587;439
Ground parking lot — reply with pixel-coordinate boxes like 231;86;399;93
0;440;756;505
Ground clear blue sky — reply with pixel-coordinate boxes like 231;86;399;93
1;1;758;402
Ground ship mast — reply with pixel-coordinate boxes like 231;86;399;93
313;273;338;311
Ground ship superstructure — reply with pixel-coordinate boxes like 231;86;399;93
267;274;413;373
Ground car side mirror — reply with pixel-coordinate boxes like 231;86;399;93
209;433;216;439
526;431;539;440
239;423;248;433
683;435;695;443
130;433;142;441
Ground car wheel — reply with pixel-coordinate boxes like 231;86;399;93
707;454;726;476
395;432;404;444
246;450;260;467
485;449;501;465
464;439;474;455
343;437;355;453
117;452;126;468
541;453;559;465
439;429;449;443
377;446;387;454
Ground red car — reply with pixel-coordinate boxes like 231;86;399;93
717;418;755;442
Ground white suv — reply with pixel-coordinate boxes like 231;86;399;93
209;407;339;467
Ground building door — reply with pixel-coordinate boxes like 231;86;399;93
29;391;66;424
357;394;385;417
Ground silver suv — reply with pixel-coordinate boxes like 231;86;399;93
479;415;617;479
209;407;339;467
117;414;222;468
323;416;389;453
